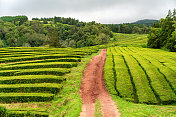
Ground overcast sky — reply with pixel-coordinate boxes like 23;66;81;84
0;0;176;24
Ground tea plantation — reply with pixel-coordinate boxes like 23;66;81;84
0;47;97;116
104;47;176;105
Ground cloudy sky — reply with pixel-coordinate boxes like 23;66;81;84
0;0;176;24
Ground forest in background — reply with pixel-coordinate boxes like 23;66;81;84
0;16;112;48
0;15;154;48
0;9;176;52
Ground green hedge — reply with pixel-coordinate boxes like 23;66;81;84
0;83;62;94
0;54;82;63
0;106;7;117
1;62;78;70
135;49;176;92
131;51;176;104
114;55;135;102
104;53;117;95
6;108;49;117
0;93;54;103
122;53;158;104
0;68;70;76
0;75;65;84
7;111;49;117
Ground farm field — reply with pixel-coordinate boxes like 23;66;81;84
0;33;176;116
0;47;98;116
104;46;176;116
112;33;148;46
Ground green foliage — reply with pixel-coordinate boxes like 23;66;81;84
0;83;62;94
0;39;5;47
0;75;65;84
132;19;159;26
0;93;54;103
0;62;77;70
24;33;47;47
113;33;148;46
0;16;112;48
107;23;151;34
94;100;102;117
147;28;161;48
48;28;61;47
0;106;7;117
0;47;99;116
0;16;28;25
104;47;176;105
148;9;176;51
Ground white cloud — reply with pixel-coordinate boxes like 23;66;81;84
0;0;176;23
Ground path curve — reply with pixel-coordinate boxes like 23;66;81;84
79;49;121;117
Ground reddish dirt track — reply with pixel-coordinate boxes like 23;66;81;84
79;49;121;117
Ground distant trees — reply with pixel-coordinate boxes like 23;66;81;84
148;9;176;51
0;16;28;26
107;23;151;34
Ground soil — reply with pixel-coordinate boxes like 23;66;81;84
79;49;121;117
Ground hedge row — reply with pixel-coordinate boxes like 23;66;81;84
133;47;176;72
0;54;82;63
0;68;70;76
132;53;176;104
0;58;81;68
0;106;49;117
137;52;176;93
0;83;62;94
0;93;54;103
1;62;78;70
119;47;158;104
0;75;65;84
112;47;135;102
128;47;176;103
7;111;49;117
123;55;158;104
104;49;117;95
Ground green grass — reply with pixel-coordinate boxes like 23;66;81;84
94;100;103;117
111;95;176;117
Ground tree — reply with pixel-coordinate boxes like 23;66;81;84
166;21;176;51
0;39;5;47
48;28;61;47
147;9;176;51
147;28;161;48
24;33;47;47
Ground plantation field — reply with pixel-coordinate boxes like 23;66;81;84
113;33;148;46
104;46;176;105
0;47;98;116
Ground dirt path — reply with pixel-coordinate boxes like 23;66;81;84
79;49;121;117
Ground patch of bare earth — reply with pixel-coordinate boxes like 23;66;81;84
79;49;121;117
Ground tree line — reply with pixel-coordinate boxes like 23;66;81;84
106;23;151;34
0;16;112;48
148;9;176;52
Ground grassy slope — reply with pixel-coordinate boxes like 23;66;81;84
105;33;176;117
112;33;148;46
